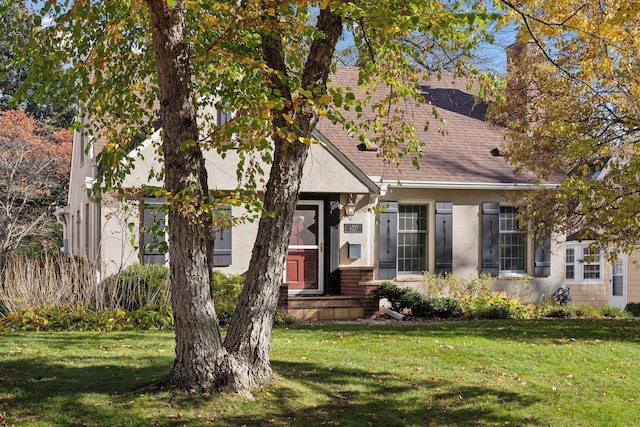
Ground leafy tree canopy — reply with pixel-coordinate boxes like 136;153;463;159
0;1;74;128
493;1;640;251
7;0;502;210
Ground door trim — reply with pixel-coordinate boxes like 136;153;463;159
285;200;324;295
610;253;627;308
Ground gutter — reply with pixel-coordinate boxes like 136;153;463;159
377;179;560;192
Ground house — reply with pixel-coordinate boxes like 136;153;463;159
562;225;640;308
58;66;586;320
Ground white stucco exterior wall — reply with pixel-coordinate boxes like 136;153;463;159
452;203;481;279
339;193;373;268
376;186;566;301
100;197;140;277
123;140;373;194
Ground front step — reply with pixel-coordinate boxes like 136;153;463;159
287;296;365;321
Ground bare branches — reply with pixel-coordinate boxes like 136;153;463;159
0;110;71;263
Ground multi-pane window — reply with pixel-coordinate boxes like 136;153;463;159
565;243;602;283
565;248;575;280
499;207;526;272
139;201;232;266
141;200;168;265
582;247;601;280
397;205;427;273
217;110;233;126
217;109;238;147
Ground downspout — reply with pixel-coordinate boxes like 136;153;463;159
95;202;102;288
85;175;102;306
54;206;70;254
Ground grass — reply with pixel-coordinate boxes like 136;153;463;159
1;319;640;426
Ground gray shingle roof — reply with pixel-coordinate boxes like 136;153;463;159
316;67;543;186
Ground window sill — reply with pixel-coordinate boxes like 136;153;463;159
497;273;530;280
395;275;424;282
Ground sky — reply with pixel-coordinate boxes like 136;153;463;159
477;27;518;76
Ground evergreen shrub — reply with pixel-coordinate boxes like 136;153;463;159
211;270;244;325
375;281;463;319
103;263;170;311
625;302;640;317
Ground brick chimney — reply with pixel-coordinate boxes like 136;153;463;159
504;41;545;131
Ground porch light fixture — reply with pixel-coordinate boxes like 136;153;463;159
344;193;357;219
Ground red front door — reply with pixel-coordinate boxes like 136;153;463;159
286;202;323;294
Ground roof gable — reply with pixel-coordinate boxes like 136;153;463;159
121;126;377;194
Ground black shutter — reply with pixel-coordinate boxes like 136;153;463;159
379;201;398;279
435;202;453;275
534;221;551;277
142;203;167;265
482;202;500;276
328;195;341;295
213;205;232;267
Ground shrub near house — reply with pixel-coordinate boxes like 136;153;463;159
625;302;640;317
0;260;633;331
103;265;248;325
375;281;533;320
375;278;631;320
0;260;257;330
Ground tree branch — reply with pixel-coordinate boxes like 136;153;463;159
500;0;621;121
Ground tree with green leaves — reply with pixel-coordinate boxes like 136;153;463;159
492;2;640;251
0;1;74;127
6;0;500;395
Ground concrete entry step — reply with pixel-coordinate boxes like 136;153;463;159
287;296;365;321
288;296;361;308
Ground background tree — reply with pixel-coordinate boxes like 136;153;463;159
492;1;640;250
9;0;500;395
0;1;74;127
0;109;72;266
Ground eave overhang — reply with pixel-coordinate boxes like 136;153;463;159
377;179;560;191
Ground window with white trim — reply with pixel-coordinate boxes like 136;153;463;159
582;246;601;279
397;205;427;274
141;199;168;265
217;109;233;126
565;242;602;284
216;108;238;147
499;206;526;273
565;248;575;280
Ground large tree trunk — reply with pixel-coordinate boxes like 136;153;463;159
147;0;227;393
147;1;341;396
224;7;343;393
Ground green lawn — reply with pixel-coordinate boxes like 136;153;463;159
1;319;639;426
